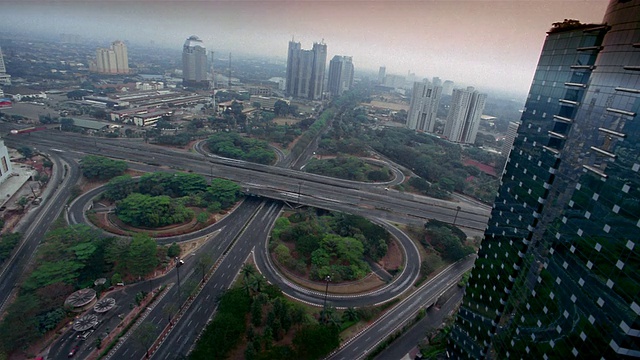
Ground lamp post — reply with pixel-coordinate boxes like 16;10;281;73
175;257;184;304
323;275;331;309
453;206;461;225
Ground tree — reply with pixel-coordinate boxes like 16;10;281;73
167;243;181;258
206;178;242;209
274;100;290;117
342;307;359;322
16;196;29;212
80;155;128;180
250;274;267;294
241;264;256;296
0;233;21;263
292;324;340;359
60;117;75;131
116;193;193;228
104;175;137;201
162;303;178;323
132;322;157;358
195;254;213;283
17;146;34;159
126;233;158;278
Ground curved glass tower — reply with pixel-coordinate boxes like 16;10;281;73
449;0;640;358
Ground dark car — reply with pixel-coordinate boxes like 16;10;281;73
68;345;79;358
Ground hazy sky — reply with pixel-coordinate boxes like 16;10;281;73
1;0;609;95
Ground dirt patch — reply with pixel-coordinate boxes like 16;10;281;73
378;238;403;272
273;117;301;126
365;101;409;112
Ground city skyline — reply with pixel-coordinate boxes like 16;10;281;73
0;1;608;96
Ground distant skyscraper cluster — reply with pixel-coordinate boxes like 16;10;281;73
407;79;442;133
286;40;327;100
406;79;485;145
327;55;354;97
443;86;486;144
449;0;640;358
182;35;208;88
90;40;129;75
0;47;11;86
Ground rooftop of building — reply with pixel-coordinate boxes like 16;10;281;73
547;19;604;34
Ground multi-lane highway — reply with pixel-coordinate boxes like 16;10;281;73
6;130;490;232
0;127;490;359
0;152;79;315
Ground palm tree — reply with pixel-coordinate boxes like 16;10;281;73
342;307;359;322
241;264;257;295
250;274;267;294
321;306;341;328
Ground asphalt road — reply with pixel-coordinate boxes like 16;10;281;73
6;130;491;233
46;197;266;360
0;152;79;315
0;128;490;359
373;287;464;360
328;255;476;360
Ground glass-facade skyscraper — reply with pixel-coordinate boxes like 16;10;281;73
182;35;208;88
449;0;640;358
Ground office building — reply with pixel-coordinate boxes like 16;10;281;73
327;55;354;97
93;40;129;75
182;35;208;88
0;46;11;86
432;77;442;87
406;80;442;133
501;121;520;156
443;87;486;144
286;41;327;100
448;1;640;358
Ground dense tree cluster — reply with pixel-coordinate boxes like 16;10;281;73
191;266;339;360
116;194;194;228
104;172;242;228
0;225;160;356
368;128;501;201
0;233;21;264
206;132;276;165
423;220;474;262
303;156;391;182
271;210;390;282
80;155;128;180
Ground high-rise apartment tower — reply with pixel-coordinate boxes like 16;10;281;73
0;46;12;85
407;80;442;133
449;1;640;358
327;55;354;97
93;40;129;75
285;41;327;100
182;35;208;88
444;87;486;144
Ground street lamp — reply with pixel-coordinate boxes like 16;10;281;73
323;275;331;309
453;206;461;225
175;257;184;304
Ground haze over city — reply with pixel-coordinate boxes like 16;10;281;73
0;0;608;96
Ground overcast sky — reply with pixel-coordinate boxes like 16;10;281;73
1;0;609;96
